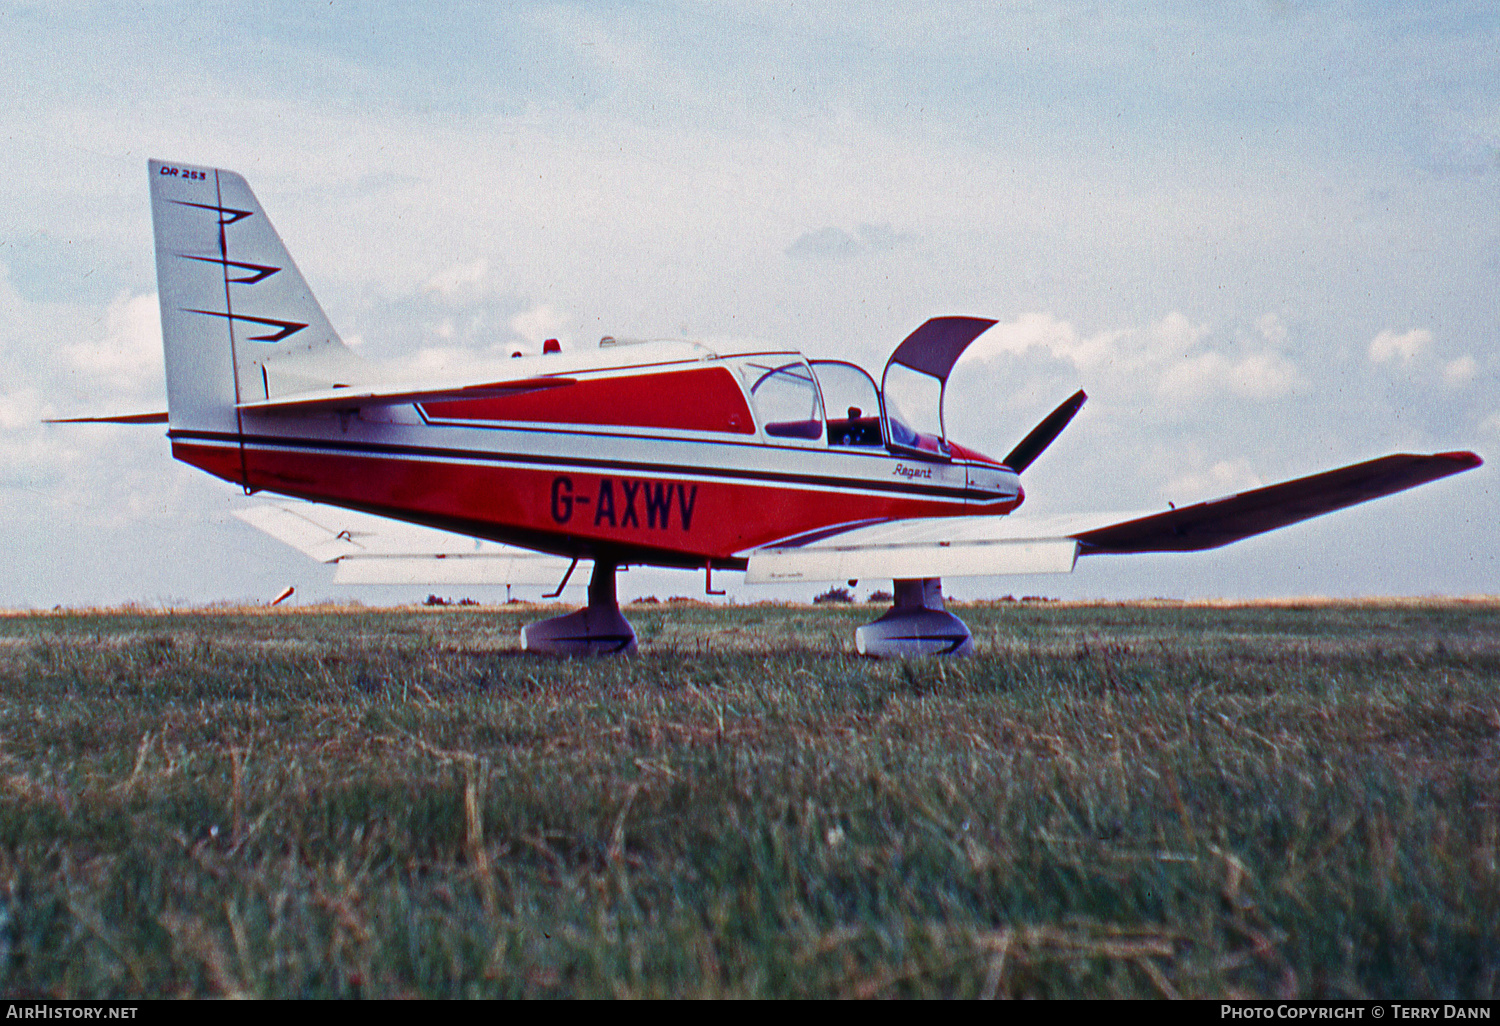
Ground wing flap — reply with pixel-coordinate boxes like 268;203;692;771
742;516;1093;583
745;536;1079;583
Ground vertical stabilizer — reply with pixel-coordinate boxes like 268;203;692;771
149;160;359;435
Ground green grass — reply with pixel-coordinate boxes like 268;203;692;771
0;599;1495;998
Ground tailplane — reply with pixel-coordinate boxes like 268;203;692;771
149;160;364;434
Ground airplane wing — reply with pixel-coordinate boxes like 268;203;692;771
742;450;1482;583
234;503;583;586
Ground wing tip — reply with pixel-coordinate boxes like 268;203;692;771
1435;450;1483;470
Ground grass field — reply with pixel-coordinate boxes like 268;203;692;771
0;598;1496;998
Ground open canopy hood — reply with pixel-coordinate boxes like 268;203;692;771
880;316;997;458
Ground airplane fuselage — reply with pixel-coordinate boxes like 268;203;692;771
169;349;1023;571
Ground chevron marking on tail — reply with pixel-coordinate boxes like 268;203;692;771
178;255;282;284
184;309;308;342
169;199;254;224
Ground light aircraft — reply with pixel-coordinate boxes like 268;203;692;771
56;160;1482;656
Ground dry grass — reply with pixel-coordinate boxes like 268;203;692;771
0;600;1494;998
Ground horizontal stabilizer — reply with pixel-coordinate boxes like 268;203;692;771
238;376;575;414
1074;451;1483;554
45;411;169;425
235;503;583;587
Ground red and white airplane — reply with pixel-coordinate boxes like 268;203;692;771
60;160;1483;656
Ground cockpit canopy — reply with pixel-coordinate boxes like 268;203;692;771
728;317;1000;460
878;316;996;459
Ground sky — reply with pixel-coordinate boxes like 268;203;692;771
0;0;1495;609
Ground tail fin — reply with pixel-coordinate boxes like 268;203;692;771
149;160;361;433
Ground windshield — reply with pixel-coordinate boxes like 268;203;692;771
881;362;947;456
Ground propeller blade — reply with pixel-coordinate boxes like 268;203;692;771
1003;389;1087;473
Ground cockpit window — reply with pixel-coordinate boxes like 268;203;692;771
811;361;882;447
882;362;948;456
741;359;825;442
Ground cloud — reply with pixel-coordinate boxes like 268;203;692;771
962;310;1302;401
509;304;569;349
1163;459;1264;502
1256;312;1289;347
1151;311;1211;352
963;312;1125;370
0;387;92;492
785;223;915;260
366;306;571;373
423;257;490;297
1157;349;1307;403
379;345;511;381
60;292;162;395
1443;355;1478;386
0;388;43;433
1369;328;1431;363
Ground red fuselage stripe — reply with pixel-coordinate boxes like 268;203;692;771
173;440;1019;563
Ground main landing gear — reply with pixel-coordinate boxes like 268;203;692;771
520;560;638;656
855;577;974;658
521;568;972;659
